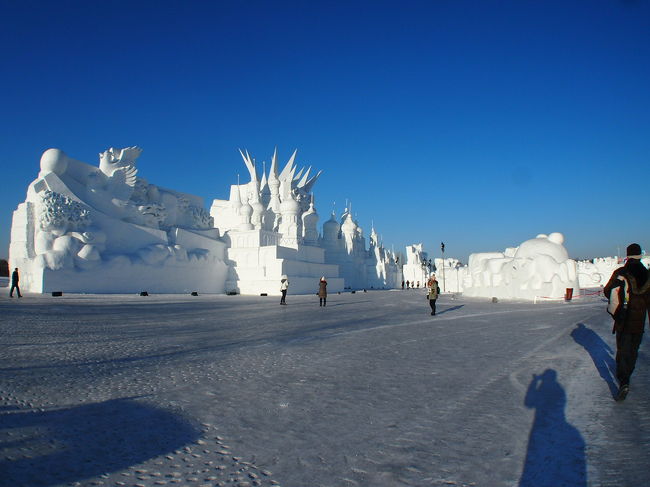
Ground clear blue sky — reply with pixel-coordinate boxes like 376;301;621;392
1;0;649;262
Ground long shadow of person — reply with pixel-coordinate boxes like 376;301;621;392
436;305;464;315
571;323;618;398
0;397;200;486
519;369;586;487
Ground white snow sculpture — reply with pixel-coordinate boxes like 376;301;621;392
10;145;404;295
211;149;344;295
402;244;429;287
210;149;401;294
577;257;621;288
10;147;227;293
434;257;466;293
463;233;579;300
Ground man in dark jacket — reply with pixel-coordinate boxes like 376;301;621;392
9;267;22;298
604;243;650;400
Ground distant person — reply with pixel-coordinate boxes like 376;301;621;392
280;275;289;305
9;268;22;298
318;276;328;307
401;280;404;290
604;243;650;401
406;280;410;290
426;274;440;315
417;280;420;288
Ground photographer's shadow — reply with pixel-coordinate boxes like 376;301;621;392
0;397;200;486
519;369;586;487
571;323;617;398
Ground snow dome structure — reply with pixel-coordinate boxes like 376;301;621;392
10;147;227;293
463;233;579;300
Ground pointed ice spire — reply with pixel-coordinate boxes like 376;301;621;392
260;161;268;190
238;149;258;182
297;166;312;188
270;148;279;178
304;169;322;191
288;164;297;185
278;149;297;182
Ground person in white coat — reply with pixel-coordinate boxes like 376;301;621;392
280;275;289;305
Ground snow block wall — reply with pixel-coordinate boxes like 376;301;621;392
9;148;228;293
463;233;579;300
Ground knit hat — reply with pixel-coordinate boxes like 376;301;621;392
626;243;642;258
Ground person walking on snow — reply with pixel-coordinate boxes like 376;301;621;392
427;274;440;315
9;268;22;298
604;243;650;401
280;275;289;305
318;276;328;306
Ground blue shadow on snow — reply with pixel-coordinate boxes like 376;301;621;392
519;369;586;487
436;304;464;315
570;323;618;398
0;397;201;486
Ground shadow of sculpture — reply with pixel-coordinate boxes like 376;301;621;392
0;397;200;486
571;323;618;398
519;369;586;487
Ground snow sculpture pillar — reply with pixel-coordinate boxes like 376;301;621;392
301;195;319;245
341;214;357;255
279;193;300;246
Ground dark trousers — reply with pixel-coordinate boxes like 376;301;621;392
280;289;287;304
319;297;327;306
615;331;644;386
429;299;436;315
10;283;21;297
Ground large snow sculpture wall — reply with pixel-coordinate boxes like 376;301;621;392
402;244;429;287
10;148;228;293
463;233;579;300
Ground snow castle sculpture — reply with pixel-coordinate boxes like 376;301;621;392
210;149;401;294
10;146;402;295
463;233;579;300
210;149;344;295
10;148;228;293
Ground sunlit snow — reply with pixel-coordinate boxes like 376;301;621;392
1;289;648;487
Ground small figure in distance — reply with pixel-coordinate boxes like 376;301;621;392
280;275;289;305
427;273;440;316
417;280;420;288
401;280;405;290
406;280;410;290
10;267;22;298
604;243;650;401
319;276;328;307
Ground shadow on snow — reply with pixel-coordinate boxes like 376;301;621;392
570;323;618;398
0;397;200;487
519;369;586;487
436;304;465;315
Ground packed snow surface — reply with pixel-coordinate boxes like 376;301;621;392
1;289;649;487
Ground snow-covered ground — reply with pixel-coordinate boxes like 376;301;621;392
1;289;648;487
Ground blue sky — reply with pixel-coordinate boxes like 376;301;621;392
1;0;649;262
